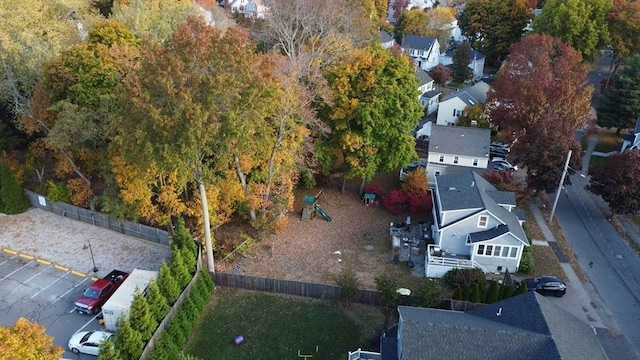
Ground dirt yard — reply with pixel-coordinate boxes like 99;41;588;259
230;179;431;290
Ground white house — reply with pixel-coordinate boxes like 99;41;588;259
426;125;491;180
387;0;436;22
401;35;441;72
415;68;440;115
436;81;489;126
380;30;396;49
428;171;529;278
621;117;640;152
440;45;486;82
228;0;267;18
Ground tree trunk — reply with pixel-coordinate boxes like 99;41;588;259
3;60;91;187
359;177;366;196
233;154;257;222
263;118;284;218
198;181;215;272
341;173;346;193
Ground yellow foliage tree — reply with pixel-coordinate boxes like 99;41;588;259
0;318;63;359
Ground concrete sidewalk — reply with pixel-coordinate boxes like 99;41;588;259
528;198;606;328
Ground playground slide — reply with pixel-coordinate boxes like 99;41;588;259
315;204;332;222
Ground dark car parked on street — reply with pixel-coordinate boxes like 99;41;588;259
524;276;567;297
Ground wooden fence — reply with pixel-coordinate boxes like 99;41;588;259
212;272;382;306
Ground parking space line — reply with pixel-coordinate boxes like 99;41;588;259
55;277;90;303
30;271;71;299
0;260;34;282
22;264;55;285
73;312;102;332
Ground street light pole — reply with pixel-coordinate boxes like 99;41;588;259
83;240;99;273
549;150;572;222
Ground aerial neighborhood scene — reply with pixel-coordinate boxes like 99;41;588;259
2;0;640;358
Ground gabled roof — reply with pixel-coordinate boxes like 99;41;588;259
380;30;395;44
428;125;490;158
442;81;490;105
401;34;437;51
434;171;528;244
444;46;485;61
396;292;608;360
415;68;434;87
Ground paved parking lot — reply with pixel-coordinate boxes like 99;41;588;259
0;208;171;358
0;250;106;358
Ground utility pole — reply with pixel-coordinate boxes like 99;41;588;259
549;150;572;222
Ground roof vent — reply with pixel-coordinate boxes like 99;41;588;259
471;181;475;187
448;187;457;191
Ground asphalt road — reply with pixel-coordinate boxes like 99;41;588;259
554;174;640;360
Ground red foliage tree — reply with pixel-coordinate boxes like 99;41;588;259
588;150;640;215
487;34;592;193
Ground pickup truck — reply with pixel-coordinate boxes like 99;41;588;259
74;270;129;314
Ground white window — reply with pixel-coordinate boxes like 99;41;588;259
454;109;462;117
478;215;488;228
502;247;509;257
510;247;518;258
434;171;441;176
485;245;493;256
473;158;478;166
453;156;459;164
494;246;501;257
439;155;444;163
477;245;484;255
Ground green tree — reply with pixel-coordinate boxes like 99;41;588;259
172;217;197;272
532;0;612;62
114;317;144;360
453;285;463;300
0;318;63;359
606;0;640;79
0;0;99;185
452;42;472;83
171;248;192;289
459;0;532;64
488;34;592;193
375;273;400;325
457;103;490;128
319;46;422;194
485;280;499;304
97;337;119;360
335;269;360;308
588;150;640;215
157;262;181;305
470;283;481;303
0;161;30;214
424;6;457;50
516;281;528;295
462;284;472;301
394;9;429;42
129;288;158;341
146;280;171;324
596;54;640;133
414;279;442;308
111;0;200;43
519;246;534;274
503;283;514;299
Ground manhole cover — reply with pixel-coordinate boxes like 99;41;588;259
364;245;374;251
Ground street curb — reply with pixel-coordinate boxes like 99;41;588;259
1;247;97;280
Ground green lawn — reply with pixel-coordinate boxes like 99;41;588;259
184;289;381;360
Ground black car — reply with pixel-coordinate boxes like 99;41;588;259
524;276;567;297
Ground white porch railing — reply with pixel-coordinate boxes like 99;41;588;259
348;348;381;360
427;245;487;273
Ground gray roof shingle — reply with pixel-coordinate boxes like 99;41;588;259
401;34;437;51
396;292;608;360
428;125;491;158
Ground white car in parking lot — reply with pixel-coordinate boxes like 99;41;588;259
491;157;518;171
68;330;113;355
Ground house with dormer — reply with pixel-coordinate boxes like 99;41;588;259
427;171;528;278
228;0;267;18
401;35;441;72
436;81;490;126
426;125;491;180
